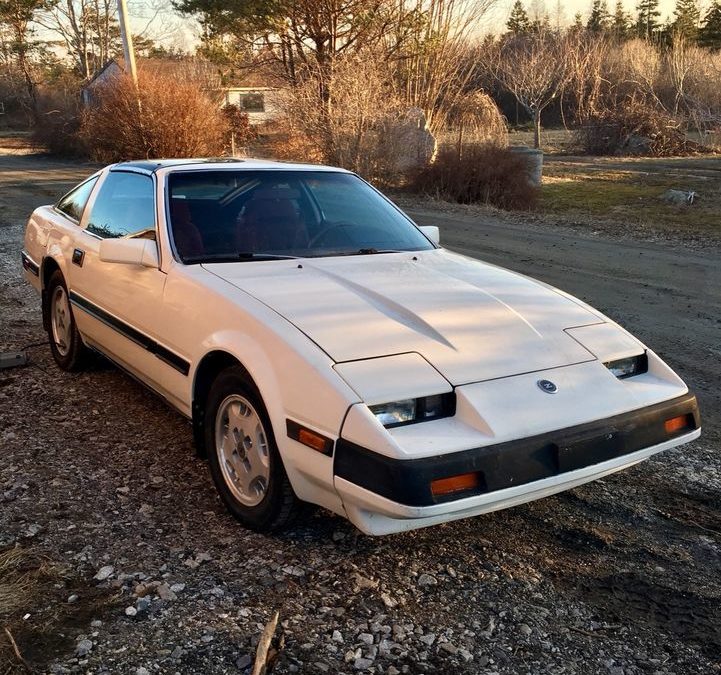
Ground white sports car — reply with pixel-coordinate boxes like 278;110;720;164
22;159;700;535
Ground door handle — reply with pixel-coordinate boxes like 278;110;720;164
72;248;85;267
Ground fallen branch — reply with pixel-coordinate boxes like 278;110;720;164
252;611;279;675
569;625;600;638
4;626;31;672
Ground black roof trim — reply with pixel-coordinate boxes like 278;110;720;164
111;158;246;174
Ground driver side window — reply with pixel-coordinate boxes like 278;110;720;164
86;172;156;239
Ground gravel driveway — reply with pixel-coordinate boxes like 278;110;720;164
1;152;719;675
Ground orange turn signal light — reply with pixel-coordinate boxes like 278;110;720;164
299;428;328;452
664;414;693;435
286;420;334;455
431;471;481;497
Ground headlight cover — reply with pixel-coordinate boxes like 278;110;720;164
369;393;456;428
604;352;648;379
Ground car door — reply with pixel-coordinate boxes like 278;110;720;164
68;169;182;399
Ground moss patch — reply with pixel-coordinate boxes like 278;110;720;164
540;161;721;236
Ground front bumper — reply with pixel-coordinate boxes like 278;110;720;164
334;392;700;535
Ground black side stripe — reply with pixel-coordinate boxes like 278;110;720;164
68;291;190;376
21;251;40;277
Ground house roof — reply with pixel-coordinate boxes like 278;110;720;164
83;57;284;91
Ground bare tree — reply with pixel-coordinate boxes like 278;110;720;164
392;0;497;133
489;30;571;148
35;0;172;79
563;30;610;124
0;0;48;118
35;0;118;78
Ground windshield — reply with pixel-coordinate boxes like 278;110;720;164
166;170;434;262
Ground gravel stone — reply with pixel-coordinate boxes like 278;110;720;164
93;565;114;581
354;657;374;670
417;573;437;587
419;633;436;646
439;641;458;655
156;583;177;601
75;639;93;657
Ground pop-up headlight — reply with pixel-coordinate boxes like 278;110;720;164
369;393;455;428
604;352;648;379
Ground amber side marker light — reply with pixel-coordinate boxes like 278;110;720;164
286;420;334;455
431;472;481;497
664;414;694;435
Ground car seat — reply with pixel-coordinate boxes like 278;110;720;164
170;198;204;259
236;190;309;252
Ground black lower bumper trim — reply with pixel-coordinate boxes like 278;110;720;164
334;392;700;507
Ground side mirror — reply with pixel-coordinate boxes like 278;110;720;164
419;225;440;245
99;238;159;268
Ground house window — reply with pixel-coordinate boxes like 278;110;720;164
237;92;265;113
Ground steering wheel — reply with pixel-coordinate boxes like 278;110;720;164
307;221;361;248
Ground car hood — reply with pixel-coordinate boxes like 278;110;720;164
204;249;604;386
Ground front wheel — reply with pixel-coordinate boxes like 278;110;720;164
46;270;90;371
205;367;300;532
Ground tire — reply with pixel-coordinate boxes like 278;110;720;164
205;366;300;532
45;270;90;372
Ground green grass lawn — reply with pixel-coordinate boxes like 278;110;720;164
540;157;721;237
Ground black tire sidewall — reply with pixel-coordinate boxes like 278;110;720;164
46;271;86;371
205;367;292;531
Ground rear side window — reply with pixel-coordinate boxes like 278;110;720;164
56;177;98;222
86;172;156;239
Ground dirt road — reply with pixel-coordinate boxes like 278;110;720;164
1;152;719;674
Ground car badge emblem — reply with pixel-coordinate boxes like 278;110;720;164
537;379;558;394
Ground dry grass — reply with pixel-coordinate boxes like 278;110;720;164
0;547;51;616
0;546;116;673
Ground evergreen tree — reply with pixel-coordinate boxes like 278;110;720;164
529;15;552;33
698;0;721;47
571;11;585;31
636;0;661;39
612;0;631;38
587;0;610;32
671;0;700;40
507;0;531;33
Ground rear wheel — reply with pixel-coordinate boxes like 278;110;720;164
205;366;300;532
46;270;89;371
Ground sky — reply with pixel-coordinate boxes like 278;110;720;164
76;0;713;55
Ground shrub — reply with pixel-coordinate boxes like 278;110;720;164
32;107;83;156
575;100;699;156
446;90;508;152
259;124;326;164
412;145;538;210
221;104;256;154
31;73;86;155
79;69;229;161
274;53;412;182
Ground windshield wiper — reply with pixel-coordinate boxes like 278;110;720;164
339;248;405;256
183;252;299;264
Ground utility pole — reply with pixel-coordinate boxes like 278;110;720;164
117;0;138;86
